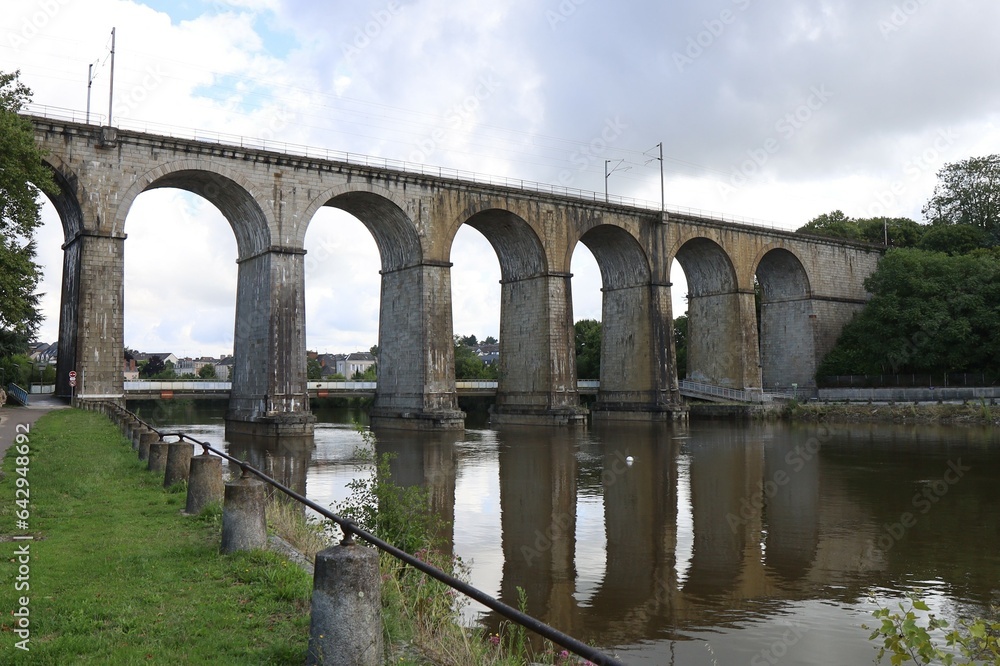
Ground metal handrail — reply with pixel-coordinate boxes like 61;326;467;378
106;402;622;666
678;379;768;404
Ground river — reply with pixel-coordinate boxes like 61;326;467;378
130;399;1000;665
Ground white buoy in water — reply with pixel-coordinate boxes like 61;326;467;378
625;456;634;465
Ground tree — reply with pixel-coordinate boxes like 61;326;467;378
797;210;923;248
453;336;496;379
923;154;1000;232
483;336;497;345
916;224;987;255
307;358;322;380
0;71;54;358
141;355;165;378
816;248;1000;377
796;210;859;240
574;319;601;380
198;363;217;379
673;315;688;379
457;334;478;347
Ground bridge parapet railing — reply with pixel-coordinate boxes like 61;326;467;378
125;380;232;391
25;104;787;231
92;401;621;665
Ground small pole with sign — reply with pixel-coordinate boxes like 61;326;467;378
69;370;77;404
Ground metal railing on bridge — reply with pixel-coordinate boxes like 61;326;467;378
26;104;790;232
124;380;602;396
678;379;772;404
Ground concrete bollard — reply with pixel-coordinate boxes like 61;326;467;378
148;440;170;474
185;455;224;515
132;423;147;452
138;430;158;461
164;442;194;488
307;542;383;665
220;471;267;553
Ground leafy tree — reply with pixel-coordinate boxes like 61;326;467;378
857;217;925;248
306;358;322;380
351;365;377;381
923;154;1000;232
197;363;217;379
483;335;497;345
917;224;987;255
574;319;601;380
796;210;859;240
0;354;33;386
817;248;1000;376
141;355;165;378
0;71;54;358
453;336;496;379
673;315;688;379
457;334;478;347
797;211;923;248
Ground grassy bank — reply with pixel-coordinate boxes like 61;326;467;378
0;409;311;664
784;400;1000;426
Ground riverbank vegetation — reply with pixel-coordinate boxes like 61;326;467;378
783;400;1000;426
0;409;311;664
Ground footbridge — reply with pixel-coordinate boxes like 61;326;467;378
29;110;881;434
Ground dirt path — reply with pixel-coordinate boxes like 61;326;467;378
0;395;70;458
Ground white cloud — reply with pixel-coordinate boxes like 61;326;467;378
6;0;1000;357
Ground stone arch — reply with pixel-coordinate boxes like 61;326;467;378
299;184;421;272
37;158;86;398
38;157;84;240
114;162;272;258
456;208;583;422
461;208;548;281
754;247;816;389
577;225;655;398
672;237;745;387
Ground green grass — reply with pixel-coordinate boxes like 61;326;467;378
0;409;311;664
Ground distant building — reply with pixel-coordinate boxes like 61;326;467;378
474;343;500;365
29;341;58;364
336;352;376;378
133;352;179;366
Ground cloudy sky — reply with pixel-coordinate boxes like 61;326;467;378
4;0;1000;358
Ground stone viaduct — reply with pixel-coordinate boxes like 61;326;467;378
28;115;882;435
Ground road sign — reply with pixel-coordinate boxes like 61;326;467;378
69;370;77;380
69;377;77;387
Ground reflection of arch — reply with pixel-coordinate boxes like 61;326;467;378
577;225;655;399
115;163;271;257
754;248;816;389
672;238;743;387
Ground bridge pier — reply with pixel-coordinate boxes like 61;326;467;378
591;282;688;422
226;247;315;437
368;261;466;430
492;272;588;426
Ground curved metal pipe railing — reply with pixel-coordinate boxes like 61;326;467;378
105;402;622;666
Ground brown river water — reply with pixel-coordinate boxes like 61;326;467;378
132;400;1000;665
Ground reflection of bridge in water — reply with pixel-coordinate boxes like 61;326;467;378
199;419;1000;654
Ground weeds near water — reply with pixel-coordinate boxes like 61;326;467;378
866;592;1000;664
329;424;600;665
